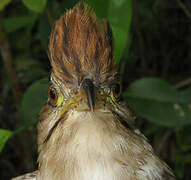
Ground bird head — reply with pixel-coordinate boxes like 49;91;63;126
46;3;122;117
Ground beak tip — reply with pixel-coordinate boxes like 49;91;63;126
90;103;94;112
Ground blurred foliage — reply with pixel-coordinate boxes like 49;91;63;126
22;0;47;12
20;78;48;126
0;0;191;179
0;129;12;152
0;0;11;11
125;78;191;127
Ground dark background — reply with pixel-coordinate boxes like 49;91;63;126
0;0;191;179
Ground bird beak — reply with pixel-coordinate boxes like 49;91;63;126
82;79;95;111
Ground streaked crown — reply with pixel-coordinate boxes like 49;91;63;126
48;3;116;88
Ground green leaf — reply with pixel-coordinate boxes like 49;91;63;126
0;0;11;11
124;78;191;127
22;0;47;12
125;78;178;102
111;25;128;64
20;78;49;126
108;0;132;64
0;129;12;152
3;14;37;33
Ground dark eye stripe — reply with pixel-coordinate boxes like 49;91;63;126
43;111;68;144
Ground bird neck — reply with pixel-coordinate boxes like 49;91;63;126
37;110;129;180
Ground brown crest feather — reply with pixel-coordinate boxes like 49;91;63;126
48;3;116;86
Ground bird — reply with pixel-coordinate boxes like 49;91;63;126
12;2;176;180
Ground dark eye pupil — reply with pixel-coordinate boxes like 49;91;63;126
114;84;120;95
50;89;56;99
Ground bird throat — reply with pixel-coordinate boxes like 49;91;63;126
37;109;129;180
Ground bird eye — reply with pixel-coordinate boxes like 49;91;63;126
48;86;58;106
111;83;121;100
